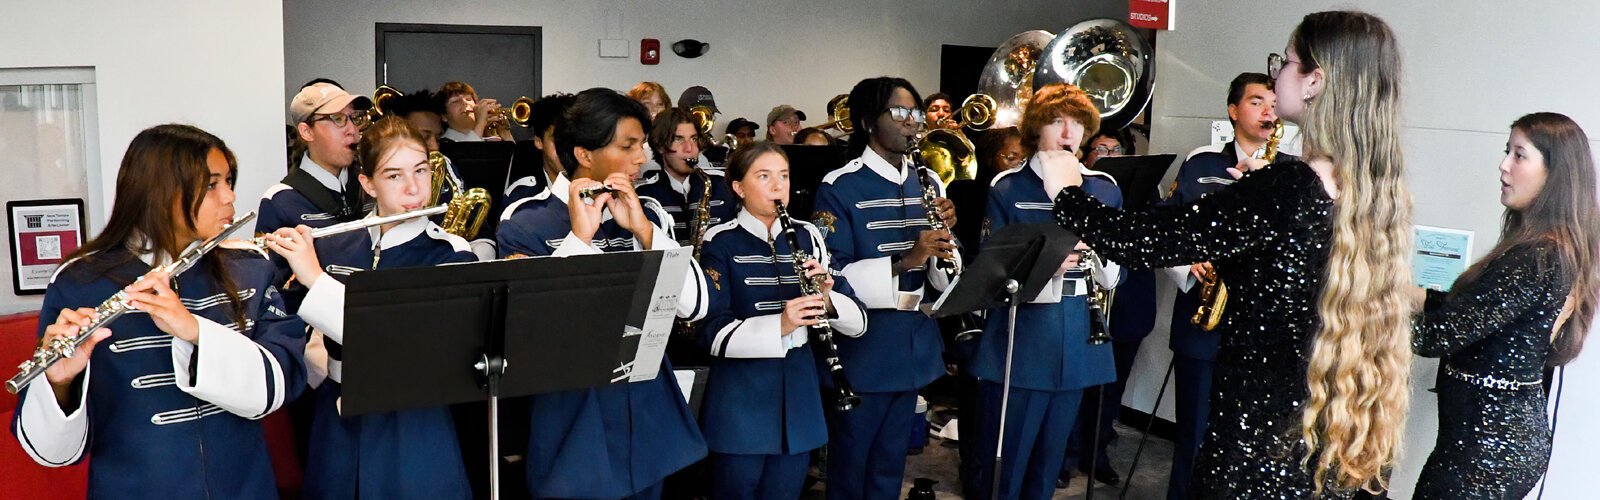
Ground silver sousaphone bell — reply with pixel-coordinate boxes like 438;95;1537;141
1033;18;1155;132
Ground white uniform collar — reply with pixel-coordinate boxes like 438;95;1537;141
1233;140;1253;162
301;152;348;192
861;147;909;184
550;173;571;205
736;208;782;242
442;128;483;142
665;168;692;197
365;211;429;251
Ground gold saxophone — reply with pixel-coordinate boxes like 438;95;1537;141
1192;120;1283;331
675;159;714;340
427;151;492;239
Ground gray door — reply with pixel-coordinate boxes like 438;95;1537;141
376;23;542;141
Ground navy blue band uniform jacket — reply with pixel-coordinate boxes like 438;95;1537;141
258;154;371;290
696;209;868;456
809;147;962;393
495;174;712;498
971;156;1124;391
1161;142;1299;361
294;215;479;499
12;243;309;499
633;168;740;247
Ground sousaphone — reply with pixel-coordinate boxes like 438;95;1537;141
1034;18;1154;132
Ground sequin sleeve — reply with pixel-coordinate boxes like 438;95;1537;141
1051;164;1326;270
1412;243;1566;358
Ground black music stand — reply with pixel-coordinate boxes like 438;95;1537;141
929;222;1077;500
340;248;690;499
1093;154;1177;210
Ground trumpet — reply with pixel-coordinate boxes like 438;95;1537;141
774;200;860;412
689;104;717;137
355;85;405;130
484;96;536;138
814;95;852;134
918;94;995;183
7;212;257;394
1192;119;1283;331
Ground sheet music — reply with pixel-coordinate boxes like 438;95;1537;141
625;247;690;382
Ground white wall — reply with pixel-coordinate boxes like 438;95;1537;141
284;0;1127;138
1131;1;1600;498
0;1;285;314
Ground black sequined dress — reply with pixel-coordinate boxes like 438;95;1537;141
1411;242;1568;499
1053;163;1341;498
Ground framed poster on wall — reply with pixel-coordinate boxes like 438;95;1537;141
7;199;86;295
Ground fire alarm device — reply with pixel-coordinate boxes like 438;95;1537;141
641;39;660;65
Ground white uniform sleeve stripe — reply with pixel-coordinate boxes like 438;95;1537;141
711;319;743;357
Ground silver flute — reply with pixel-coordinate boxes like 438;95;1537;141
6;205;447;394
6;212;257;394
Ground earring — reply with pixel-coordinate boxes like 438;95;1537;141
1303;92;1312;102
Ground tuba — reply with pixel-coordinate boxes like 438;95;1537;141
427;151;492;239
977;30;1054;128
1033;18;1155;133
1192;120;1283;331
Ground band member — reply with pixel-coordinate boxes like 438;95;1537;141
440;81;513;142
696;142;868;499
275;117;478;498
637;108;740;247
766;105;806;145
1409;112;1599;498
796;127;836;147
496;88;709;499
504;93;577;207
924;92;954;129
1154;71;1295;499
11;124;307;499
1044;11;1414;497
810;76;958;499
263;83;373;243
385;89;447;151
627;81;673;119
972;83;1122;500
1064;125;1151;488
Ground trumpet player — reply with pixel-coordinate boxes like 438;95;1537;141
504;92;576;207
12;125;307;499
440;81;513;142
277;117;480;499
1157;72;1294;500
810;76;957;500
695;142;867;499
495;88;710;499
971;83;1122;500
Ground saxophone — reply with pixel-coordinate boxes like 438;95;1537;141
1191;120;1283;331
674;158;715;340
775;200;860;411
427;151;492;239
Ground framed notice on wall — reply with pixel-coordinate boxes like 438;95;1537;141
8;199;87;295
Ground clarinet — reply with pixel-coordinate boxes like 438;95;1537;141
7;212;257;394
1082;249;1115;345
774;200;861;412
906;140;962;277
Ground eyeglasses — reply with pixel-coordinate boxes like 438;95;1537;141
1091;145;1124;156
998;152;1024;166
309;112;360;129
886;106;926;123
1267;53;1302;80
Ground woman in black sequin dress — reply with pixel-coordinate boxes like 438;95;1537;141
1041;11;1417;498
1410;112;1600;499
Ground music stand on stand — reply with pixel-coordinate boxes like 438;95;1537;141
340;248;690;499
930;222;1077;500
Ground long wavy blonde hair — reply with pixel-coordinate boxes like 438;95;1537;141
1290;11;1414;494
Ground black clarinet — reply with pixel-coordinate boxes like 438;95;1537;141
774;200;861;412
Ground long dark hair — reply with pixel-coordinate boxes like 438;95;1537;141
846;77;921;159
1453;112;1600;366
556;88;651;176
64;124;245;325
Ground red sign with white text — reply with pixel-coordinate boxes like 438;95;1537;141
1129;0;1174;30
